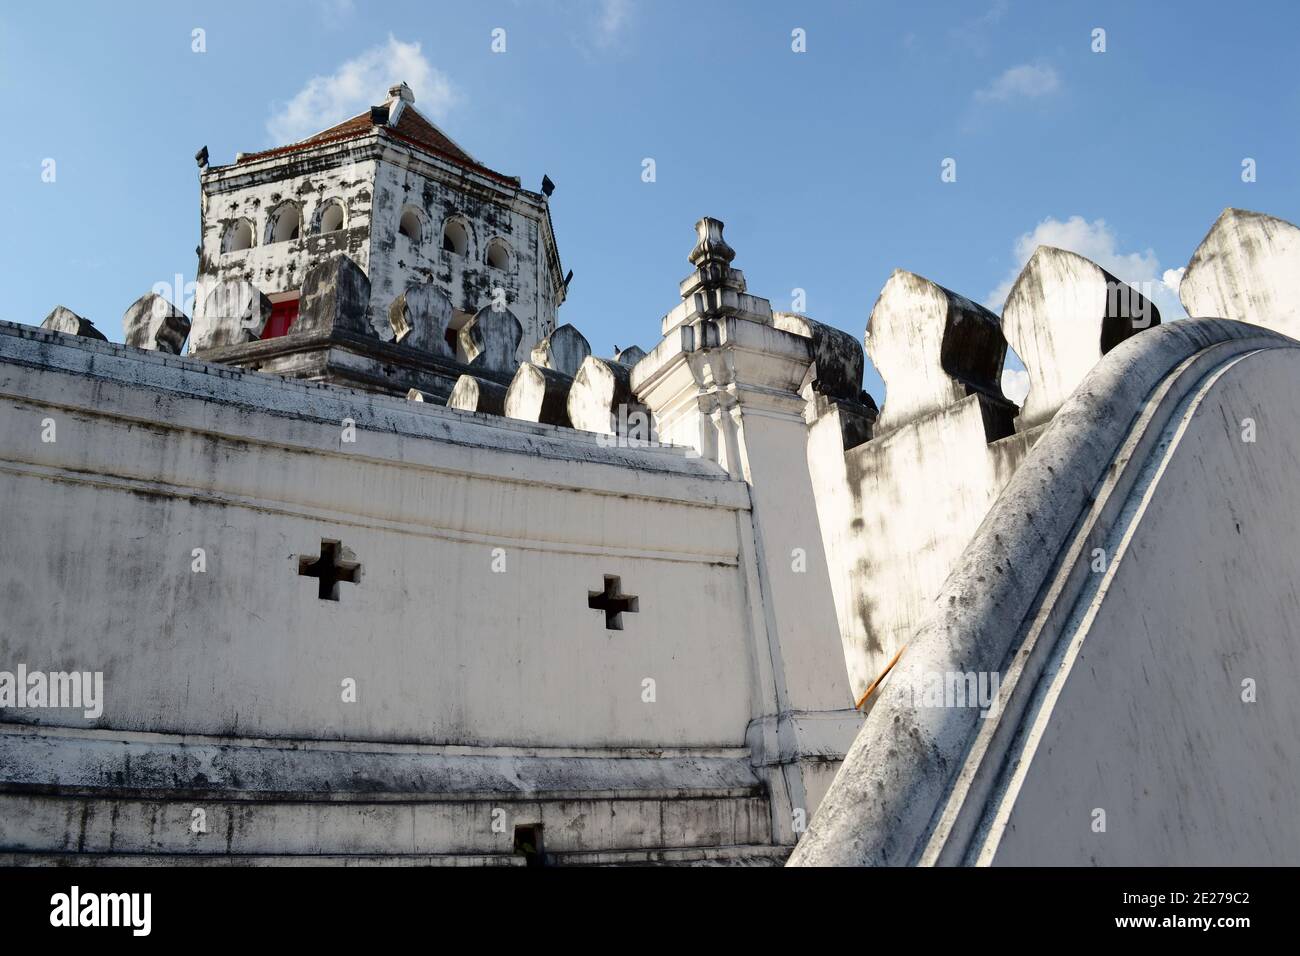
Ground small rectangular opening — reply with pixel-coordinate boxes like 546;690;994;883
447;308;473;363
263;294;300;340
513;824;544;867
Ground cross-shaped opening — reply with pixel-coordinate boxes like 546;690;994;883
588;574;638;631
297;539;361;602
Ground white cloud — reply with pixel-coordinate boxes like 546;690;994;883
266;37;457;144
948;0;1010;56
568;0;633;55
319;0;355;25
1162;267;1185;295
1001;368;1030;405
984;215;1185;319
594;0;633;49
974;63;1061;103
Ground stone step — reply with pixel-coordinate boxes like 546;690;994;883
0;789;774;858
0;851;523;867
549;844;789;867
0;844;789;867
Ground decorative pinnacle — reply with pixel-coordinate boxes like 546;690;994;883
689;217;736;269
666;216;764;331
684;217;746;299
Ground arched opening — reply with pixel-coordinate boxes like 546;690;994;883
269;203;301;243
224;220;254;253
485;238;512;271
319;202;345;234
442;219;468;256
399;208;423;243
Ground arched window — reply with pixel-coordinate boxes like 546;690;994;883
269;202;301;243
398;208;423;243
318;201;345;234
442;219;468;256
485;237;512;271
223;219;254;253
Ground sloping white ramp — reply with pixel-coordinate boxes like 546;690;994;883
792;319;1300;865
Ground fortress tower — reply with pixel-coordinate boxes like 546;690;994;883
190;82;566;388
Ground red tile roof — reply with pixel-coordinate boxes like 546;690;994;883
237;105;520;187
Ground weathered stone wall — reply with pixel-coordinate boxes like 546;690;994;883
0;323;757;750
194;143;377;339
194;133;561;366
793;321;1300;866
368;147;555;355
806;393;1033;699
0;320;813;862
807;248;1161;702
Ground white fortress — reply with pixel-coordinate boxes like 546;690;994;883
3;86;1300;866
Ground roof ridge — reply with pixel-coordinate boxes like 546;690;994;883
396;103;479;165
232;103;519;188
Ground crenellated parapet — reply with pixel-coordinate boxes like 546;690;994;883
530;323;591;377
459;305;524;375
567;356;648;438
811;207;1299;707
865;270;1014;438
1181;207;1300;336
613;345;646;367
294;254;373;338
1003;246;1159;430
490;322;594;429
504;363;574;427
807;266;1035;699
445;308;524;413
43;299;192;355
184;254;523;400
446;374;508;416
809;249;1163;700
26;207;1300;708
194;279;271;350
797;304;1300;867
40;306;107;342
388;283;454;356
123;294;191;355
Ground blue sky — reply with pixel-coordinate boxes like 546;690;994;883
2;0;1296;401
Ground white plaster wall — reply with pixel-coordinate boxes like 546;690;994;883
0;328;757;750
739;398;855;713
808;395;1033;700
980;346;1300;864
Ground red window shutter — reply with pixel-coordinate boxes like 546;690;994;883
263;298;299;339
